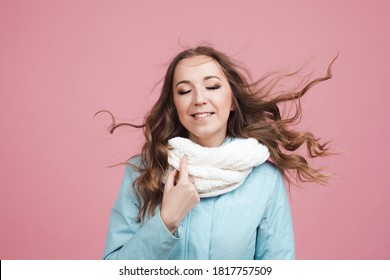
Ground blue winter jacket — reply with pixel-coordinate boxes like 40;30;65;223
102;156;295;260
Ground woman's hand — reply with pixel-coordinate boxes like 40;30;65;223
160;158;200;234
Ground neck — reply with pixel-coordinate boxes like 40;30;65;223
188;134;227;147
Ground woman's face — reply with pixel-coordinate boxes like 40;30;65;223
173;55;234;147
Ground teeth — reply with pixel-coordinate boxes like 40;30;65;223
194;113;211;118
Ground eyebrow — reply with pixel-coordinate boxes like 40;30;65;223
175;76;221;88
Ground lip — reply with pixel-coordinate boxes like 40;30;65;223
191;111;214;115
190;112;214;119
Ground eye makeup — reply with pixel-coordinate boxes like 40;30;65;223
206;85;221;90
177;89;191;95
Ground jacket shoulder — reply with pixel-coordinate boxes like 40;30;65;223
124;155;143;175
252;160;282;179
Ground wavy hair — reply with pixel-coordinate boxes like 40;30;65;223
98;45;338;222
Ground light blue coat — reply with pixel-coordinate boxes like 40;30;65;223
103;156;295;260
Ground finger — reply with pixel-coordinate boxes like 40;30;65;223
164;169;177;192
178;157;188;183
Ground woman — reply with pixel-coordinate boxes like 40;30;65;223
101;45;337;260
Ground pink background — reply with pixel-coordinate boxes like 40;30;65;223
1;0;389;259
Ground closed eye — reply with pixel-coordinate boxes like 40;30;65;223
178;89;191;95
206;85;221;90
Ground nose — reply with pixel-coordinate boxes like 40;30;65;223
193;88;207;106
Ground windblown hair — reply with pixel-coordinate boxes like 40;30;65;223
98;45;338;222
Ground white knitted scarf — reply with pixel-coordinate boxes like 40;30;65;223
163;137;270;197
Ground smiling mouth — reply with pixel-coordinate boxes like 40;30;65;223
191;112;214;118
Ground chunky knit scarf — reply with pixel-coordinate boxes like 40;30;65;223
163;137;270;197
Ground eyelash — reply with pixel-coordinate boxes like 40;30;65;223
177;85;221;95
207;85;221;90
178;89;191;95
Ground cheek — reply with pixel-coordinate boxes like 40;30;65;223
173;96;181;111
173;97;188;117
220;94;234;113
219;87;234;111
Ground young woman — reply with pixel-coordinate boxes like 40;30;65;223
101;45;337;260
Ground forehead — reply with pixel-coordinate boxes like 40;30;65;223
173;55;226;81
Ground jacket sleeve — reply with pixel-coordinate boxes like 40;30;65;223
102;165;182;260
255;170;295;260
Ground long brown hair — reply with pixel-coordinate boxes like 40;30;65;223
98;45;338;222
